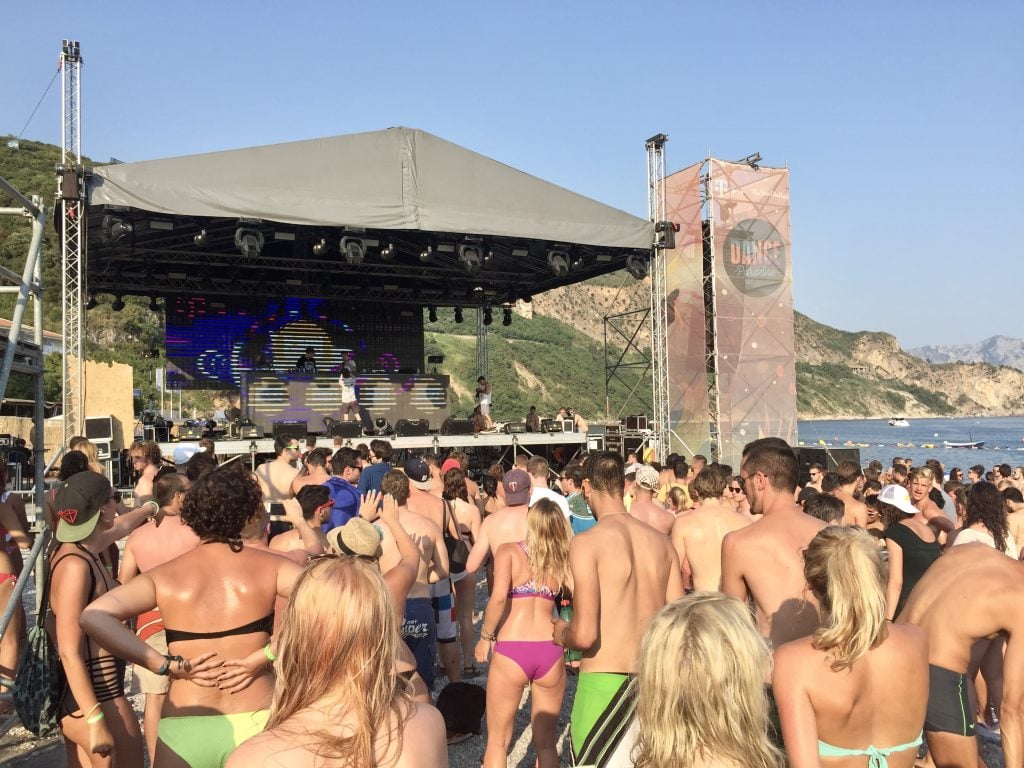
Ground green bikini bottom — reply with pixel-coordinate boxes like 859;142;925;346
159;710;269;768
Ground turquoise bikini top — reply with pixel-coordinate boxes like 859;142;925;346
818;732;922;768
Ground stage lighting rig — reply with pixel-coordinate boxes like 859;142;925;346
458;244;482;272
234;227;264;258
193;229;208;247
101;215;133;244
428;306;438;323
341;237;365;265
547;249;570;277
502;306;513;326
626;254;649;280
482;307;493;326
312;238;328;256
654;220;678;250
735;151;762;169
111;294;126;312
454;306;464;324
419;245;434;263
380;242;396;261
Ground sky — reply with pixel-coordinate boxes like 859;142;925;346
2;0;1021;349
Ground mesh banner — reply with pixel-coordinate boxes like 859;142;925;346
709;160;797;467
663;162;711;457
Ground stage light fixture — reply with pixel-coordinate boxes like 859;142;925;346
85;294;96;310
312;238;328;256
101;215;133;243
149;296;159;312
193;229;208;247
428;306;438;323
482;307;493;326
341;237;365;265
111;294;126;312
547;250;570;277
735;151;762;169
626;254;649;280
419;245;434;263
458;244;482;273
483;250;494;266
373;417;393;435
571;255;585;269
380;242;395;261
234;227;264;258
454;306;464;324
502;306;512;326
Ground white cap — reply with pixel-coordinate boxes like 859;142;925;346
878;484;917;516
173;444;200;466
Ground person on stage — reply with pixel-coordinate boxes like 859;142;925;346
339;368;359;421
476;376;492;420
295;346;317;373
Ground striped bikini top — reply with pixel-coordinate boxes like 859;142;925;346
507;542;558;601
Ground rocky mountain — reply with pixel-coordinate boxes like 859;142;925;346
908;336;1024;371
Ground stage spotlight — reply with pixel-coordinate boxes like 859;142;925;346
571;255;585;270
148;296;159;312
234;227;264;258
458;244;482;273
341;237;365;265
380;242;395;261
454;306;464;324
111;295;126;312
547;250;570;277
193;229;208;247
626;254;649;280
373;416;393;435
312;238;328;256
101;215;133;244
428;306;438;323
483;250;494;266
502;306;513;326
85;294;96;310
482;307;493;326
419;245;433;263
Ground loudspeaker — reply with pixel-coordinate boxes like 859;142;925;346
272;420;308;443
441;418;475;436
104;457;122;487
793;447;861;486
179;425;204;440
561;419;575;433
395;419;430;437
239;424;262;439
624;415;648;431
503;422;527;434
330;421;362;438
0;435;11;448
94;440;112;460
85;416;113;441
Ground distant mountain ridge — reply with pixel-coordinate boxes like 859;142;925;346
908;336;1024;371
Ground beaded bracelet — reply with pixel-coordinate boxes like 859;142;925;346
156;654;184;675
263;643;277;662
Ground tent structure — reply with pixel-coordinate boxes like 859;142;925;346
85;127;654;306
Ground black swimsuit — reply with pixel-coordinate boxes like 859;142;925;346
164;613;274;645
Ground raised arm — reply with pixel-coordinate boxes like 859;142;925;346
281;497;323;556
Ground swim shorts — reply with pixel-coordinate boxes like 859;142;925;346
925;664;975;736
401;597;437;689
429;578;457;644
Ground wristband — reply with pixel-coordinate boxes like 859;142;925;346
156;654;184;675
144;500;159;518
263;643;277;662
480;629;496;642
84;702;101;719
86;711;105;724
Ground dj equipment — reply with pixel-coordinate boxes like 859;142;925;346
394;419;430;437
272;420;308;443
541;419;562;433
441;417;475;436
503;422;527;434
179;425;205;440
330;421;362;438
238;421;261;439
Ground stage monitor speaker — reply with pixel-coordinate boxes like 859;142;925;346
394;419;430;437
272;420;308;443
541;419;562;433
503;422;527;434
441;417;475;436
179;425;204;440
624;415;648;431
793;447;861;486
94;440;112;460
85;416;113;442
330;421;362;439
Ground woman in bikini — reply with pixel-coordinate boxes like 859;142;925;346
81;464;303;768
632;593;784;768
773;526;929;768
474;498;572;768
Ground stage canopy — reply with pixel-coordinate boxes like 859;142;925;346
84;127;654;307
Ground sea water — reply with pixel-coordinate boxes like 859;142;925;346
796;416;1024;473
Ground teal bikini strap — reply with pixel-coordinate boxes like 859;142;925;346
818;732;923;768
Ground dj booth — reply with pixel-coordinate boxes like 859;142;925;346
242;372;450;436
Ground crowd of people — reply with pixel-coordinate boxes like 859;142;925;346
1;431;1022;768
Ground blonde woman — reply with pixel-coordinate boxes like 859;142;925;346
773;527;928;768
632;593;783;768
226;557;446;767
68;436;105;475
474;498;572;768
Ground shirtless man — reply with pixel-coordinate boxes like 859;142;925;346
119;470;200;763
254;435;301;509
270;485;330;556
1004;487;1024;545
553;452;683;766
289;447;331;496
129;441;162;504
721;438;826;648
900;544;1024;768
465;469;532;574
628;465;674;535
909;467;954;534
379;469;450;691
404;456;461;683
670;465;752;591
833;460;869;527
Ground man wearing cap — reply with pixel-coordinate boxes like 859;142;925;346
255;435;301;511
172;444;201;474
465;469;532;575
628;465;674;535
528;456;570;519
553;451;683;766
670;465;752;592
322;448;362;530
405;456;462;683
721;438;826;648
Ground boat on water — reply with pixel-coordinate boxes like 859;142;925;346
943;440;986;449
888;417;910;427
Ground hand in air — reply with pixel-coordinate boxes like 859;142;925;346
359;490;382;522
282;498;305;527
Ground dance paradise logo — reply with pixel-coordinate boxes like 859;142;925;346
721;218;788;298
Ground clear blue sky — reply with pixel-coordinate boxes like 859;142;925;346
3;0;1021;349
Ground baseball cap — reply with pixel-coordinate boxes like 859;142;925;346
502;469;531;506
326;518;383;559
173;444;200;466
635;465;661;492
624;463;640;478
403;457;432;491
54;471;112;543
440;458;461;475
878;484;917;516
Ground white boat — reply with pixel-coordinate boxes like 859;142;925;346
888;417;910;427
944;440;986;449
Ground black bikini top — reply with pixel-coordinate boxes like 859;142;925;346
164;612;274;645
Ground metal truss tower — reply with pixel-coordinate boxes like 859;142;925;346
59;39;84;443
645;134;670;462
701;161;723;461
475;308;488;379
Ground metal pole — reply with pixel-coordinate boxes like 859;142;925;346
0;528;50;640
0;199;45;403
32;197;46;510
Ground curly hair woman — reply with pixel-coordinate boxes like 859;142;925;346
82;464;303;767
633;593;784;768
953;481;1017;557
773;527;928;768
475;498;572;768
226;557;447;767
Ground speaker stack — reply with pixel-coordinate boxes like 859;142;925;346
441;417;475;436
394;419;430;437
330;421;362;439
272;421;308;443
